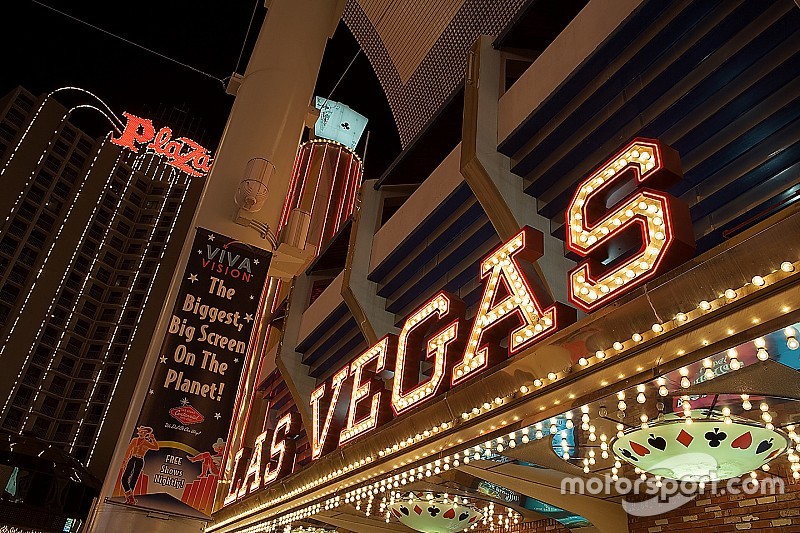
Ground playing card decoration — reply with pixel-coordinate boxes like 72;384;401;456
612;411;789;481
389;494;483;533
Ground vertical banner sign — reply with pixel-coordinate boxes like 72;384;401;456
111;228;270;517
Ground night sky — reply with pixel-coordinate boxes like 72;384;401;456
1;1;400;179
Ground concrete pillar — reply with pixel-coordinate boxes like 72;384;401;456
87;1;343;531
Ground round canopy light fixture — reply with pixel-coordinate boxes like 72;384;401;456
612;411;789;481
389;494;483;533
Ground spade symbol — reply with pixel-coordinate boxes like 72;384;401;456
647;434;667;451
620;448;639;462
458;512;470;521
704;427;727;448
428;506;440;517
400;506;409;516
756;438;774;454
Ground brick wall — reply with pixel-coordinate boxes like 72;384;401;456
474;464;800;533
628;462;800;533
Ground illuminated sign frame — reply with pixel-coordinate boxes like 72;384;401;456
224;138;695;503
565;138;694;312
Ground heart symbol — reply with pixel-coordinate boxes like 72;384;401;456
400;506;409;516
756;438;774;454
647;434;667;451
630;441;651;456
414;505;423;515
731;431;752;450
443;508;455;519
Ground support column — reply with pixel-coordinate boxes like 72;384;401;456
87;1;343;531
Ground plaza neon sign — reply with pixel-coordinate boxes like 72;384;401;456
224;138;695;503
111;112;213;177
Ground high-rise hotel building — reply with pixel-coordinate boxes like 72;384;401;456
0;86;202;529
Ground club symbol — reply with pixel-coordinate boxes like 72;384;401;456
647;434;667;451
341;122;350;130
428;506;440;517
704;428;728;448
704;427;727;448
620;448;639;462
756;438;774;454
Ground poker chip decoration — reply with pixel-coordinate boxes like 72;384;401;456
388;495;483;532
612;412;789;481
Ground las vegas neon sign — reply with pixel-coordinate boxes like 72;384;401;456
111;112;212;177
224;138;696;503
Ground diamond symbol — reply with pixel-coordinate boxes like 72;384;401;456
677;429;694;447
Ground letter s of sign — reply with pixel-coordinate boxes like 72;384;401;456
263;412;301;486
392;291;466;414
110;112;155;151
240;430;269;497
566;138;695;312
452;226;575;386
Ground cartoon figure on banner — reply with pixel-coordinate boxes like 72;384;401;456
188;438;225;478
120;426;160;504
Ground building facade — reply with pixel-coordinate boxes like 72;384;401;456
0;86;203;531
208;1;800;533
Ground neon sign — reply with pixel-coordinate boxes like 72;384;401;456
224;138;695;503
565;139;694;311
111;112;212;177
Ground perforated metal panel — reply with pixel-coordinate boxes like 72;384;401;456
344;0;526;147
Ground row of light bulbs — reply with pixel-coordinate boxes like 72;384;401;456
212;258;799;531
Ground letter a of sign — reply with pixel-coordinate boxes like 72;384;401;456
452;227;574;386
566;138;694;312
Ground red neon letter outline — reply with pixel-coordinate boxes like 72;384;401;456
392;292;465;414
566;138;694;312
453;227;574;386
263;412;300;485
309;364;349;460
340;336;397;444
